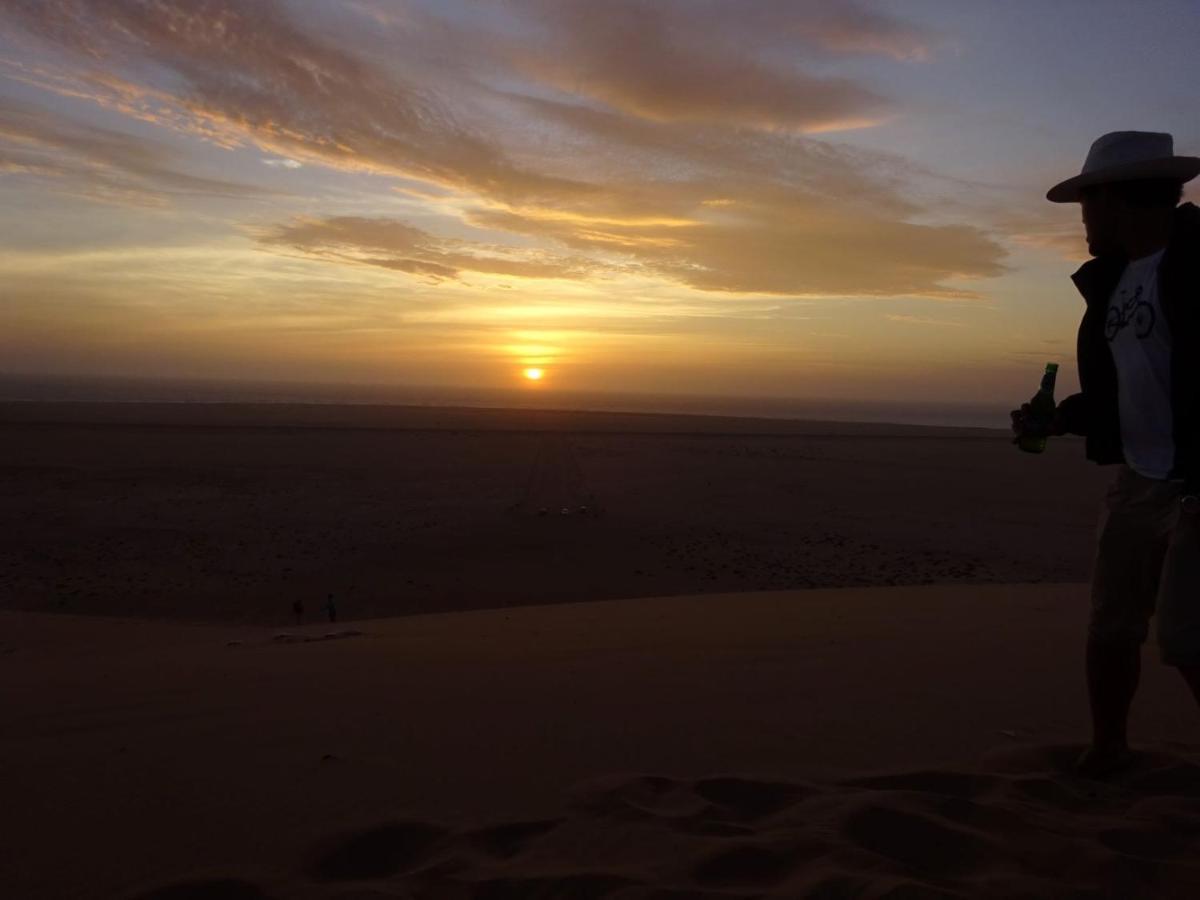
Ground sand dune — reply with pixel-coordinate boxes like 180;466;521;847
6;583;1200;898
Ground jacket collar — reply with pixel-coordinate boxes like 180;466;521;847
1070;254;1126;307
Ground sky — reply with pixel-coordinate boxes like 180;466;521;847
1;0;1197;412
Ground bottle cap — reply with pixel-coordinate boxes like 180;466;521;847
1046;362;1059;371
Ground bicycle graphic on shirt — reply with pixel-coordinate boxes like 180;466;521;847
1105;284;1156;342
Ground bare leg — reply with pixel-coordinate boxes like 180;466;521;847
1087;637;1141;747
1076;637;1140;777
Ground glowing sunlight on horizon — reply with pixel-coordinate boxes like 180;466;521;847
2;0;1197;414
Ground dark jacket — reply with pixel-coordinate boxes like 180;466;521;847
1057;202;1200;493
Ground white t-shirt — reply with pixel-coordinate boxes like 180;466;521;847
1106;248;1176;479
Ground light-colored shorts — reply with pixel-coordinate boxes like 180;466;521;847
1090;464;1200;665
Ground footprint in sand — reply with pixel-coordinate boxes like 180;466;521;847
840;803;993;878
692;776;808;820
674;819;758;838
1097;825;1192;861
464;818;563;859
612;890;759;900
786;872;875;899
130;879;273;900
569;774;707;820
1123;757;1200;797
1005;774;1098;811
466;872;637;899
1129;795;1200;836
837;769;995;799
306;820;447;881
689;843;802;889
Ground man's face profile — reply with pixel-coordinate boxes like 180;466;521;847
1080;185;1120;258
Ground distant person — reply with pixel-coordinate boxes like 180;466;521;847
292;598;304;626
1012;131;1200;778
325;593;337;623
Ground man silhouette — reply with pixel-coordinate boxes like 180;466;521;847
1013;131;1200;778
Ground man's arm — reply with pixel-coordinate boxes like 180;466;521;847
1010;391;1088;440
1055;392;1090;436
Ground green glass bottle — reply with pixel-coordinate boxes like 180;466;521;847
1018;362;1059;454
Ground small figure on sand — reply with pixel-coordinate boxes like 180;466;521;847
324;593;337;623
1014;131;1200;779
292;598;304;626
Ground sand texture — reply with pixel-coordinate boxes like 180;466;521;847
1;402;1108;622
6;585;1200;899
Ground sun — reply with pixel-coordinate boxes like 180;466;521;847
523;367;545;381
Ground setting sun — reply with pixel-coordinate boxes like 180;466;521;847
523;367;545;381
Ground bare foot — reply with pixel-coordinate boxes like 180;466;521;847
1074;744;1136;779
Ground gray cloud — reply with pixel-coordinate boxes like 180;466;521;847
0;96;277;204
494;0;942;131
504;1;892;132
0;0;590;203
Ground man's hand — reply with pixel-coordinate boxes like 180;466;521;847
1010;403;1067;443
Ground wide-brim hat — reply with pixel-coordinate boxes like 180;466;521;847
1047;131;1200;203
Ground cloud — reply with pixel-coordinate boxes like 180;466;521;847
488;89;931;220
768;0;941;61
0;96;277;205
0;0;588;204
0;0;1001;298
1008;228;1088;262
987;203;1090;262
467;191;1005;298
490;0;943;131
501;0;900;132
885;314;967;327
257;215;604;282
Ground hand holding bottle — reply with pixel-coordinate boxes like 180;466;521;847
1010;403;1067;440
1010;362;1061;453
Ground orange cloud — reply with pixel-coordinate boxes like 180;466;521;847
1008;229;1089;262
257;216;605;282
885;314;967;327
468;188;1005;297
2;0;1000;299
